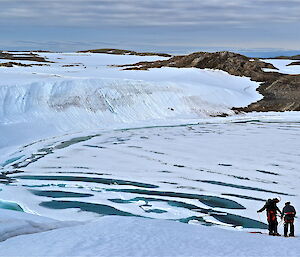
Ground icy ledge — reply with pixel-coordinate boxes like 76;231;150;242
0;75;260;125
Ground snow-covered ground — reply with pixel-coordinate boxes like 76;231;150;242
0;52;261;152
0;52;299;256
0;214;299;257
1;112;299;224
262;59;300;74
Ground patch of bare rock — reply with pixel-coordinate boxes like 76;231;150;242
0;51;52;63
272;54;300;60
77;48;171;57
287;61;300;66
0;62;49;67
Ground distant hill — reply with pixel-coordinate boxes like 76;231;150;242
118;51;277;81
272;54;300;60
77;48;171;57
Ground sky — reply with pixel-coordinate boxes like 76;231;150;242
0;0;299;55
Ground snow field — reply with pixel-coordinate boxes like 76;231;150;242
1;52;300;256
262;59;300;74
1;115;299;234
0;214;299;257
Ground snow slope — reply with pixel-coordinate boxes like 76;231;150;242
0;209;78;243
262;59;300;74
0;214;299;257
1;112;299;230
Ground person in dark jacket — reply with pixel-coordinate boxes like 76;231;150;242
281;202;296;237
257;198;282;235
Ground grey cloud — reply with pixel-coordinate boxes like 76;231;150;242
0;0;299;52
0;0;300;27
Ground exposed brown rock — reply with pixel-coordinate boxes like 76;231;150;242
77;48;171;57
272;55;300;60
238;75;300;112
62;64;82;67
0;51;52;63
120;51;278;81
0;62;48;67
287;61;300;66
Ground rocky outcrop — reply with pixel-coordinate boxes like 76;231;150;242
273;55;300;60
287;61;300;66
120;51;278;81
238;75;300;112
0;51;51;63
0;62;48;67
77;48;171;57
119;51;300;112
0;62;29;67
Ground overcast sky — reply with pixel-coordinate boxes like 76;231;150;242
0;0;299;53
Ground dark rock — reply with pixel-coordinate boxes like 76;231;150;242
0;51;52;63
272;54;300;60
0;62;31;67
0;62;48;67
62;64;82;67
238;75;300;112
287;61;300;66
119;51;277;80
77;48;171;57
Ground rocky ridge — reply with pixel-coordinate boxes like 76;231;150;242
0;62;49;67
272;54;300;60
287;61;300;66
77;48;171;57
0;51;51;63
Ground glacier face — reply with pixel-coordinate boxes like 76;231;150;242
0;52;262;150
0;78;229;126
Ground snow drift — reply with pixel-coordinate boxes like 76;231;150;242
0;209;77;243
0;213;299;257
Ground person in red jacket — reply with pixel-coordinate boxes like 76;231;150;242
257;198;282;236
281;202;296;237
